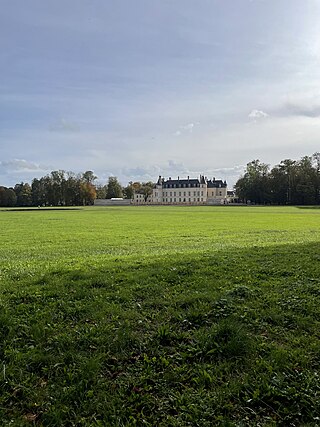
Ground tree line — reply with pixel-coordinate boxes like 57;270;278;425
235;153;320;205
0;170;154;207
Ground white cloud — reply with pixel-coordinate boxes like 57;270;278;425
248;109;269;119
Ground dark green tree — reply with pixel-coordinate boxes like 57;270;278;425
294;156;317;205
235;160;270;204
0;187;17;206
50;170;66;206
32;178;47;206
106;177;123;199
123;182;134;199
14;183;32;206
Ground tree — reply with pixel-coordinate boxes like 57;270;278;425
50;170;66;205
82;171;97;184
81;172;97;205
294;156;317;205
64;173;81;206
32;178;47;206
131;182;142;192
312;152;320;204
235;160;270;204
269;165;288;205
0;187;17;206
95;184;107;199
141;181;154;202
106;177;123;199
5;188;17;206
80;182;96;205
14;183;32;206
123;182;134;199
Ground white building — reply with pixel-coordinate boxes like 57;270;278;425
150;175;228;205
132;191;152;205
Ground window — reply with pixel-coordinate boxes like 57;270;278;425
179;198;181;202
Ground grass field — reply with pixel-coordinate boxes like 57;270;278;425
1;206;320;426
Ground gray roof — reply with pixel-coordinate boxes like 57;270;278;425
163;178;201;188
207;179;227;188
156;175;227;189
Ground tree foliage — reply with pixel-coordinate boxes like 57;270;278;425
0;169;157;207
0;187;17;207
236;154;320;205
140;181;154;202
106;177;123;199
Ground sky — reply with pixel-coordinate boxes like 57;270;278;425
1;0;320;188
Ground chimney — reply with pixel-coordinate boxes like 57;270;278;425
178;176;179;180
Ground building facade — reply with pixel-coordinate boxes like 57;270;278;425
151;175;227;205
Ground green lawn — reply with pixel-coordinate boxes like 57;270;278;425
1;206;320;426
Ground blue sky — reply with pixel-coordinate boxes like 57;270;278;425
1;0;320;187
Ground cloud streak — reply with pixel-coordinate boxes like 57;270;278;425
281;102;320;118
0;159;50;173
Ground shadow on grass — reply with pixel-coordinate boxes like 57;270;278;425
1;207;83;212
296;205;320;209
2;241;320;426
